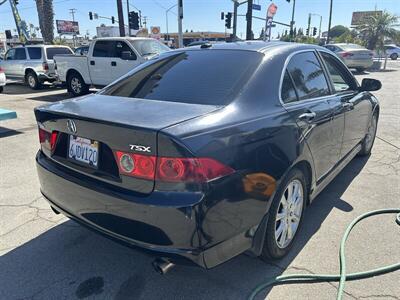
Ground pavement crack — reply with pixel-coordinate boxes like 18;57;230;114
359;295;400;300
376;136;400;150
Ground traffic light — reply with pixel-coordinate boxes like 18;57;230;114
89;12;93;20
306;28;309;36
111;16;115;24
312;27;317;36
225;12;232;29
129;11;140;30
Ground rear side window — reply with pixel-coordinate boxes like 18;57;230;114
286;51;330;100
28;47;42;59
281;70;298;104
93;41;113;57
14;48;27;60
46;47;72;59
101;50;262;105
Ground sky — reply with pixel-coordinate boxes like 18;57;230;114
0;0;399;39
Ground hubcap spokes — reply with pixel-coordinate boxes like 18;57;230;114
365;117;377;149
71;78;81;93
28;76;35;87
275;179;303;248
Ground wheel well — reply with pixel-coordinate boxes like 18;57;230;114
24;68;35;78
292;161;313;204
66;69;81;81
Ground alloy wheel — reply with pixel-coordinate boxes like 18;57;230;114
28;74;36;88
365;116;377;150
71;77;82;94
275;179;304;249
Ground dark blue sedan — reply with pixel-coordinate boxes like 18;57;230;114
35;41;381;272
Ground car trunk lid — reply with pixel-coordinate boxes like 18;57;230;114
34;94;221;194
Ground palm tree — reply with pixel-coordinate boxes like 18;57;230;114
35;0;54;43
358;11;399;50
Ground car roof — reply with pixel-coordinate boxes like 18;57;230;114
95;37;155;41
182;40;322;53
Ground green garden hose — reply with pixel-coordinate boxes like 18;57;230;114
248;208;400;300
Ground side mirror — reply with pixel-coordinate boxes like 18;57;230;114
121;51;135;60
359;78;381;92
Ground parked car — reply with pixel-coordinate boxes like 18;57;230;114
0;66;6;93
54;37;170;97
74;45;89;56
384;44;400;60
324;43;374;72
35;41;380;271
0;45;73;89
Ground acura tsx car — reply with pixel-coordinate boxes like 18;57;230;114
35;41;381;271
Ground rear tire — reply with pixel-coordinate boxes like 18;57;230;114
261;168;307;260
390;53;398;60
0;86;3;93
67;72;89;97
26;71;41;90
358;113;378;156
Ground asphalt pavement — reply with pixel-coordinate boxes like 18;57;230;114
0;61;399;300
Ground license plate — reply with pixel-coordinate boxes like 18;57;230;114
68;135;99;167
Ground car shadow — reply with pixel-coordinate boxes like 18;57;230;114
0;156;369;299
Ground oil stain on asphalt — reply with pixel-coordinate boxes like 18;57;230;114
75;276;104;299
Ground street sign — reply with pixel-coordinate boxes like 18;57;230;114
150;26;161;39
252;4;261;11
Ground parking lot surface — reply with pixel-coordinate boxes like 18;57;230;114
0;62;399;299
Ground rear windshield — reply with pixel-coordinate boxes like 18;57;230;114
101;50;262;105
27;47;42;59
46;47;72;59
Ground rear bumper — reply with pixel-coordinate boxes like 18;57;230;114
36;151;263;268
343;59;373;68
37;72;57;83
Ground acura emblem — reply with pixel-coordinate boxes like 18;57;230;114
67;119;77;134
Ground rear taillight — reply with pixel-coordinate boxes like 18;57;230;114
0;67;4;73
341;52;354;58
114;151;234;183
42;62;49;71
38;127;58;152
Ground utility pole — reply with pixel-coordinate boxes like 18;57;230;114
166;4;177;42
233;0;239;39
307;13;311;36
116;0;125;36
69;8;77;47
126;0;130;36
327;0;333;43
290;0;296;39
177;0;183;48
246;0;253;40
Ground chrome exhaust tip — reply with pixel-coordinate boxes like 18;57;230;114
152;257;175;275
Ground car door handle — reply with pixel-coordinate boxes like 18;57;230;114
111;61;116;66
298;112;316;122
342;102;354;109
90;60;95;65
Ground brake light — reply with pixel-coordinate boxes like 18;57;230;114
42;62;49;71
38;127;58;152
115;151;156;180
0;67;4;73
114;151;234;183
341;52;354;58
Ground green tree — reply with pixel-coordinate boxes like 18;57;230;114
35;0;54;43
329;25;350;38
358;11;399;50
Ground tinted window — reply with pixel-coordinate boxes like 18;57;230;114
5;49;15;60
114;41;136;59
287;52;330;100
101;50;262;105
281;70;298;104
93;41;113;57
46;47;72;59
320;52;356;92
28;47;42;59
15;48;27;60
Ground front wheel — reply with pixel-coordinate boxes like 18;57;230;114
261;168;307;259
0;86;3;93
390;53;398;60
356;67;365;73
67;72;89;97
358;113;378;156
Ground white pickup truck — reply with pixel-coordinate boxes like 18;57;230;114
55;37;170;96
